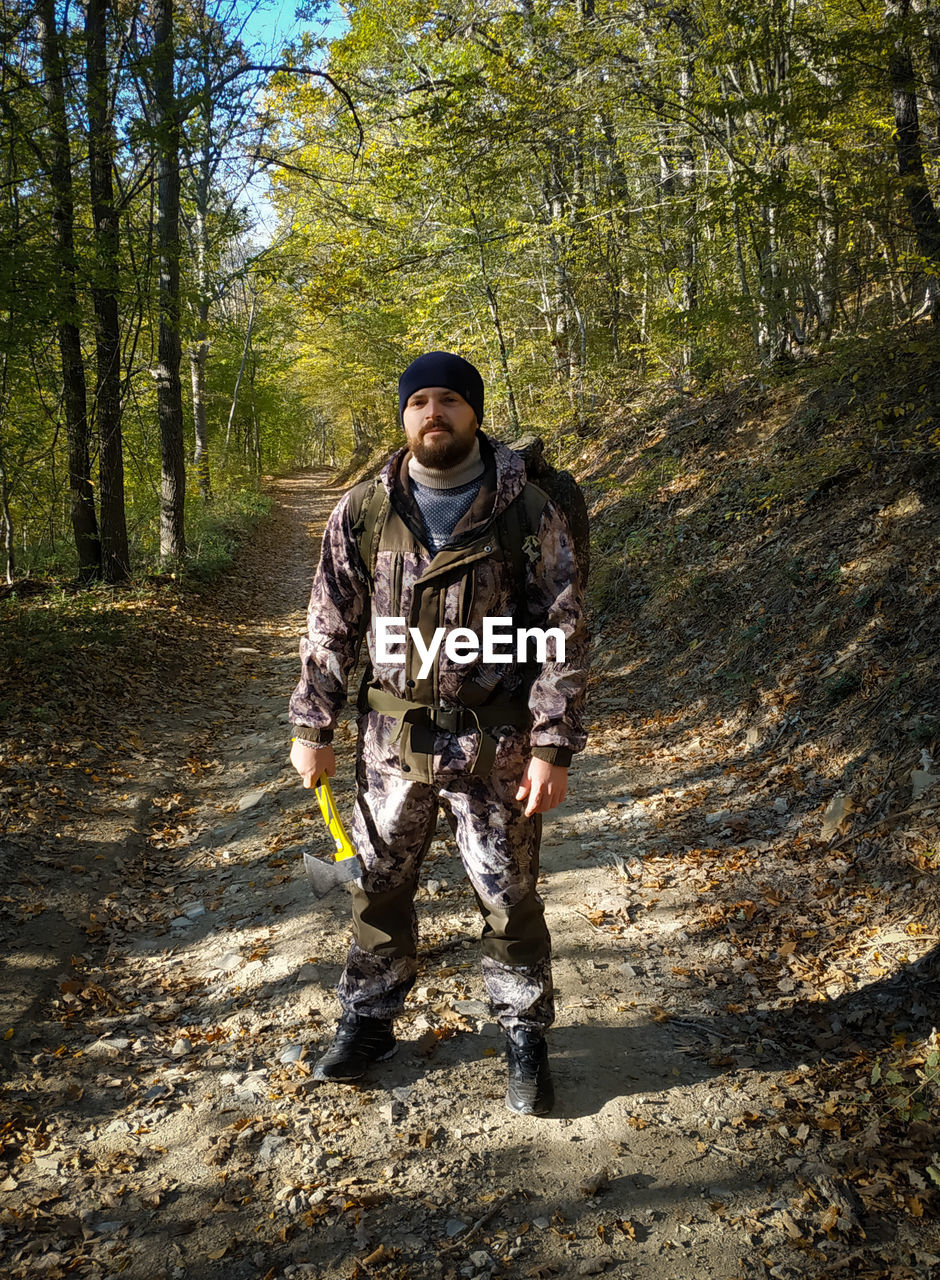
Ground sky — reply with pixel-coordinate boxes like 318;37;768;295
231;1;350;240
236;0;349;60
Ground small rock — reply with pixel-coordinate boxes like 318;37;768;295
170;916;194;929
258;1135;289;1164
912;770;938;801
237;788;268;812
445;1219;468;1238
182;901;206;919
773;797;789;815
579;1168;610;1196
426;879;441;895
214;952;243;973
469;1251;493;1269
532;1217;550;1230
381;1101;403;1123
820;793;854;840
235;1081;267;1105
453;1000;488;1018
705;809;730;825
142;1084;171;1102
279;1043;305;1065
171;1037;192;1057
576;1259;610;1276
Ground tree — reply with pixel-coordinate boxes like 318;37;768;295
887;0;940;319
153;0;187;561
86;0;131;582
37;0;101;581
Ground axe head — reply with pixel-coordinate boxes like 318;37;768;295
304;850;363;899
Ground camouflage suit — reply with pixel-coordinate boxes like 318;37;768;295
289;433;588;1031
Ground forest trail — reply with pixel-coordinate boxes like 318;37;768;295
2;471;938;1280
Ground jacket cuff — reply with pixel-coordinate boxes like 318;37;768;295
531;745;572;768
290;725;334;746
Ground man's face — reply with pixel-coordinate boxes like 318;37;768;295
402;386;478;469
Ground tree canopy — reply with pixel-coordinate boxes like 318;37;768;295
1;0;938;579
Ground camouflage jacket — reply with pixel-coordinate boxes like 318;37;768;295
289;433;589;779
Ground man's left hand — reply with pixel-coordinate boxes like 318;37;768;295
516;758;568;817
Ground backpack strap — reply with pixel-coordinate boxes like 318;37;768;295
345;478;390;702
348;477;389;590
498;483;549;626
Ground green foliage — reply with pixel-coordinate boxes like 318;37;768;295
182;490;273;581
255;0;940;448
3;0;940;584
0;585;142;670
865;1037;940;1126
128;487;273;580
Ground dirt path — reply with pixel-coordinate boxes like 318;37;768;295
2;472;938;1280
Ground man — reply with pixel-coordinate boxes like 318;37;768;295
289;351;588;1116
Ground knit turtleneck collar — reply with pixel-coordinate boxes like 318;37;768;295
407;437;483;490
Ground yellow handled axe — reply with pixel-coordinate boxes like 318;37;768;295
303;776;364;898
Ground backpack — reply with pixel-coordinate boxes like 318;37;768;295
507;434;590;587
349;434;590;594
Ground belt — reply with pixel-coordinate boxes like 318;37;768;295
366;686;530;732
365;686;530;776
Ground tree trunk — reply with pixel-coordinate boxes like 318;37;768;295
223;292;256;458
0;357;13;585
248;350;261;473
189;196;212;500
86;0;130;583
154;0;187;560
814;175;839;342
189;320;211;500
479;266;521;434
37;0;100;582
678;60;698;375
544;162;571;385
920;0;940;156
888;0;940;319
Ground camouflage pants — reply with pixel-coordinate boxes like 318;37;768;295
336;717;554;1032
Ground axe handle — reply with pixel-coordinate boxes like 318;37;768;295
314;776;358;864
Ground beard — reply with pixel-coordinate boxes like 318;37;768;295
410;429;476;470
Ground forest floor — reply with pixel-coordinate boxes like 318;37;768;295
2;346;940;1280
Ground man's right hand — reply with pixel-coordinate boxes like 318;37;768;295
290;740;336;788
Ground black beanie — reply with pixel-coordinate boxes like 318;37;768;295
398;351;484;426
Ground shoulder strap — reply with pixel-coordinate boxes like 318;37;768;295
498;482;549;624
348;478;389;590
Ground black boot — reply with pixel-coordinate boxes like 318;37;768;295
312;1013;397;1082
505;1026;555;1116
